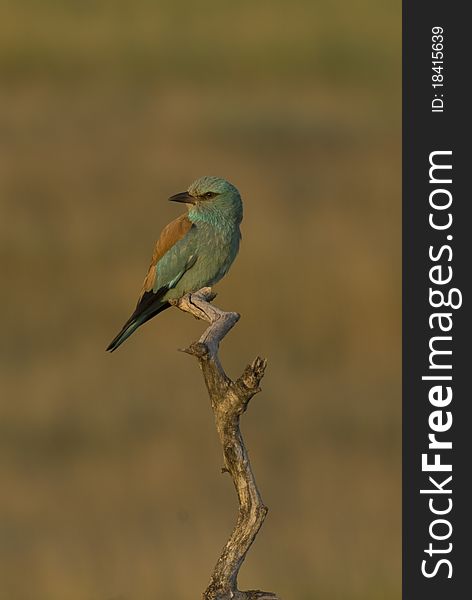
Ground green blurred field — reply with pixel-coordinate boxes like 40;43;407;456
0;1;400;599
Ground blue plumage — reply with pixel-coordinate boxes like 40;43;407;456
107;176;242;352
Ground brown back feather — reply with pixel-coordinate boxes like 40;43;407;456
140;213;193;298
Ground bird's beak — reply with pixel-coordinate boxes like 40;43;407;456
168;191;196;204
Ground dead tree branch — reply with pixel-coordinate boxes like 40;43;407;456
170;288;280;600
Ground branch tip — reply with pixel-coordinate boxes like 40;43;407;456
187;341;209;358
243;592;280;600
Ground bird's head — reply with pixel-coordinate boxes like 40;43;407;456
169;176;243;225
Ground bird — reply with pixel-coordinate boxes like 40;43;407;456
106;176;243;352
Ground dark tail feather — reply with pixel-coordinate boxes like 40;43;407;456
106;301;170;352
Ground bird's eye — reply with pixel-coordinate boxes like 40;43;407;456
204;192;215;199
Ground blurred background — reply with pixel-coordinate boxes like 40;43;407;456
0;1;400;599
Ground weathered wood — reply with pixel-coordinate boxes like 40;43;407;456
171;288;280;600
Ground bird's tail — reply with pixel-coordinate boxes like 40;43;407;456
106;318;141;353
106;301;170;352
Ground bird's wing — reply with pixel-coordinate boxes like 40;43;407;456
106;214;198;352
113;214;197;335
130;212;198;317
140;213;194;297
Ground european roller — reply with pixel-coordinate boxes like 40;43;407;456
106;176;243;352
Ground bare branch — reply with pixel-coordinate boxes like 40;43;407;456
171;288;280;600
